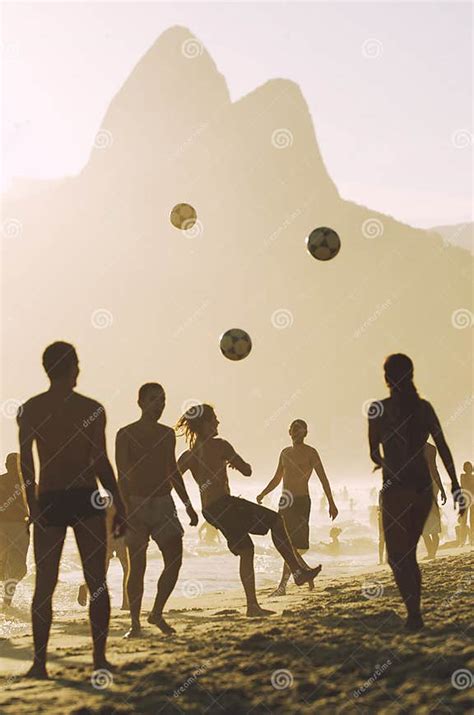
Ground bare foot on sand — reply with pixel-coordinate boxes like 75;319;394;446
147;612;176;635
247;605;276;618
270;586;287;597
25;663;49;679
123;626;142;639
308;579;315;591
294;565;322;586
93;659;116;673
405;614;424;632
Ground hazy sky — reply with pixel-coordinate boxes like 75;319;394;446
1;1;472;227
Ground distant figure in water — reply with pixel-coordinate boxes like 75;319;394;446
349;497;355;512
368;353;464;632
342;486;349;501
199;521;221;545
319;496;326;513
459;461;474;546
177;406;322;617
319;527;342;556
116;383;199;638
0;453;29;608
17;342;126;678
77;501;129;610
422;443;447;560
257;419;338;596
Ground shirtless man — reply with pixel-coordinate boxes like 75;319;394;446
177;405;322;617
0;453;29;607
257;419;338;595
116;383;198;638
422;443;447;560
17;341;126;678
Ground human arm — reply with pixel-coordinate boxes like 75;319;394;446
222;440;252;477
17;406;39;523
425;446;447;505
427;403;462;513
257;453;284;504
169;434;198;526
92;410;126;536
368;410;384;471
312;448;338;520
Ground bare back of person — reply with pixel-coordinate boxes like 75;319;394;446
24;390;103;494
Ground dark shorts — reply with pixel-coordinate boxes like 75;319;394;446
280;495;311;550
38;488;105;528
203;496;278;555
0;522;30;581
125;494;184;550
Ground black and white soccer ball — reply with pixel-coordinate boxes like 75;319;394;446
170;203;197;230
306;226;341;261
219;328;252;361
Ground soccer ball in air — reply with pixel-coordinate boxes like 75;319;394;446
219;329;252;361
170;203;197;230
306;226;341;261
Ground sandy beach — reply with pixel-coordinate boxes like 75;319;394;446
0;550;472;714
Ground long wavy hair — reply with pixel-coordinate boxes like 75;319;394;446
383;353;420;415
175;403;216;449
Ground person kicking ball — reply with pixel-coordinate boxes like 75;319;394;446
176;405;322;618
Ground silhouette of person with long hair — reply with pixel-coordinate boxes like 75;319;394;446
17;342;126;678
368;353;464;631
257;419;338;595
176;405;322;617
0;453;29;607
116;383;198;638
421;443;447;560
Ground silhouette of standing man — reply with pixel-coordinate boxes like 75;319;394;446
17;341;126;678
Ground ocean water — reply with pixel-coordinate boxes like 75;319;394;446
0;477;462;639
